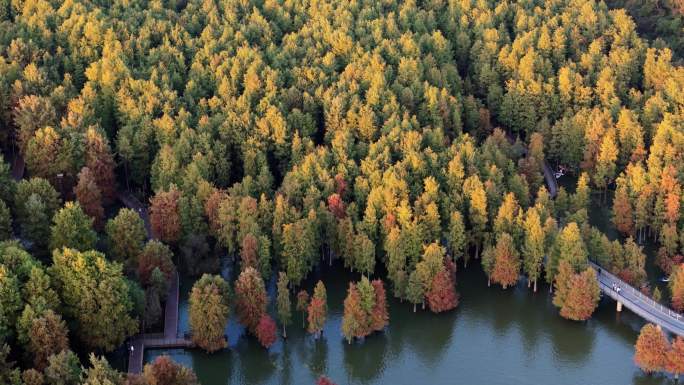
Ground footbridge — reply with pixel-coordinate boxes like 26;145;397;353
589;262;684;337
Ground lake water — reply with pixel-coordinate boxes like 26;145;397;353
145;258;672;385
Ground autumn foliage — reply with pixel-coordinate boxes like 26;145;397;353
634;324;669;373
553;261;600;321
427;270;459;313
317;376;337;385
150;187;182;244
142;355;199;385
74;167;105;229
341;277;388;343
670;265;684;313
235;267;268;333
255;315;277;348
490;233;520;289
667;336;684;378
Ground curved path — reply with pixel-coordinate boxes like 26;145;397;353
590;262;684;336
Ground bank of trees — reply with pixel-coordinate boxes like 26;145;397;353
634;323;684;379
2;0;684;378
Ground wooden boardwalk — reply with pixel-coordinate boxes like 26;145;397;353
127;271;193;374
590;262;684;337
120;193;192;374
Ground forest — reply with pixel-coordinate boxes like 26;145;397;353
1;0;684;383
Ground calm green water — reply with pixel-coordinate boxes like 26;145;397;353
145;260;672;385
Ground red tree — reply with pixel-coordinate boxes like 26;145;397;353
370;279;389;331
327;194;346;219
84;128;117;204
427;269;459;313
667;336;684;379
204;189;227;237
150;187;182;244
334;174;347;197
137;240;176;286
307;297;326;338
235;267;268;332
74;167;105;229
240;234;259;271
635;324;669;373
143;355;199;385
255;315;277;348
317;376;337;385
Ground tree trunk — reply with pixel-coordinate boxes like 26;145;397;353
413;303;416;313
533;279;537;293
527;279;531;288
283;325;287;339
487;278;491;287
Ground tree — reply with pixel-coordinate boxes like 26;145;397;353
490;233;520;289
342;282;364;343
106;208;147;265
307;281;327;338
255;315;277;348
317;376;337;385
137;240;175;287
667;336;684;380
427;269;458;313
235;267;268;333
74;167;105;229
142;355;199;385
189;274;230;352
84;127;117;204
25;309;69;370
406;269;425;312
44;350;81;385
50;248;138;351
276;272;292;338
447;211;466;264
635;324;669;373
370;279;389;332
82;354;123;385
45;349;81;385
548;222;587;285
149;187;182;244
612;183;634;236
353;232;375;277
50;202;97;252
559;268;600;321
523;208;545;291
670;265;684;313
21;194;50;255
296;290;309;328
0;200;12;241
0;265;21;341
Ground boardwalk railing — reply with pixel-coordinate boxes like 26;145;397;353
589;261;684;336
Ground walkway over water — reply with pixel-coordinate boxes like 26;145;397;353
127;271;193;374
590;262;684;337
118;191;193;374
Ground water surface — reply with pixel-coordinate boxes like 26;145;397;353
146;260;671;385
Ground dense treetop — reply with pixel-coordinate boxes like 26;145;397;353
1;0;684;382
